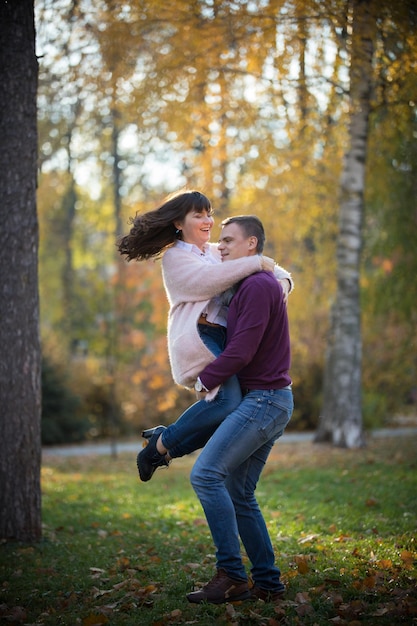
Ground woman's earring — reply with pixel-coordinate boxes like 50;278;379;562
175;228;181;235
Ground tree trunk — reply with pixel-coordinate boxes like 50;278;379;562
0;0;41;540
315;0;376;448
61;172;77;349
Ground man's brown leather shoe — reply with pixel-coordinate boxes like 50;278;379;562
250;585;285;602
187;568;251;604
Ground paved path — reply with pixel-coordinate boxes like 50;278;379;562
42;427;417;458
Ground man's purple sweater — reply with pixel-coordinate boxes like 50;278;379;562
199;271;292;392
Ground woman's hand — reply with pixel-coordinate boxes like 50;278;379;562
260;255;275;272
279;278;291;304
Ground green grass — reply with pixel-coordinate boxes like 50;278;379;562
1;436;416;625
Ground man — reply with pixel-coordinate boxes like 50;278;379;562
187;215;293;605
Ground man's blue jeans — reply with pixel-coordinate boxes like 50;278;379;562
162;325;242;458
190;388;293;590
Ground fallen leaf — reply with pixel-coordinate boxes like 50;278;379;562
338;600;366;619
296;602;314;617
400;550;414;565
2;606;27;622
334;535;353;543
363;575;376;589
328;592;344;607
90;568;106;575
82;613;108;625
92;587;113;598
273;605;286;619
115;556;130;569
295;555;310;574
324;577;342;587
298;533;320;544
370;607;389;616
295;591;311;603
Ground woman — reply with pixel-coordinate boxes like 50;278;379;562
118;189;292;481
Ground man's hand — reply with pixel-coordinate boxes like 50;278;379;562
205;385;221;401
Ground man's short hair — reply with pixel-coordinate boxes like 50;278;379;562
221;215;265;253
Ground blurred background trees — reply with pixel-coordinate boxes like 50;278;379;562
35;0;417;445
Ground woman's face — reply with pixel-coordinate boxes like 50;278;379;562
175;209;214;250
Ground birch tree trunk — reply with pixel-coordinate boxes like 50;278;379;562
315;0;376;448
0;0;41;540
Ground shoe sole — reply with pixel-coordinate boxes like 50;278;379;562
142;425;165;440
250;591;285;602
187;590;251;604
136;452;154;482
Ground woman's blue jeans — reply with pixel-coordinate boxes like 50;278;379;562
161;325;242;458
190;388;293;590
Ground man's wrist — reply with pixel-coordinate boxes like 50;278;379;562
195;376;209;393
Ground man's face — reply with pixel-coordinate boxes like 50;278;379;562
218;222;258;261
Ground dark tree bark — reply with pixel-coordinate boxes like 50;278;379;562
315;0;376;448
0;0;41;541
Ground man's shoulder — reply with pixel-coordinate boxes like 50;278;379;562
242;270;279;286
238;270;282;296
